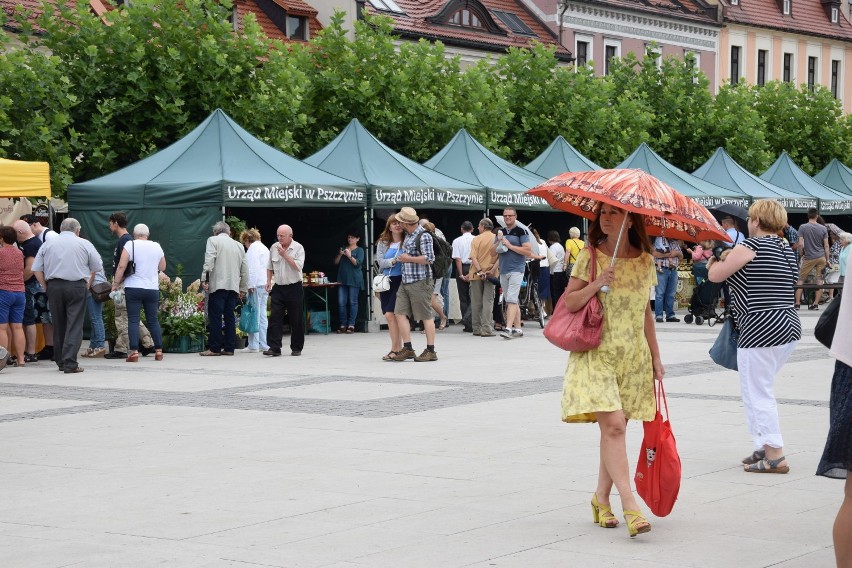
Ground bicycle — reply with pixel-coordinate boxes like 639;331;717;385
502;260;546;329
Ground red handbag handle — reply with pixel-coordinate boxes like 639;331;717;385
656;380;669;420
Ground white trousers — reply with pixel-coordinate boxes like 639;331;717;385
737;341;797;450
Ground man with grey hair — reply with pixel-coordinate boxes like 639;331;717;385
468;218;499;337
200;221;248;356
31;218;103;373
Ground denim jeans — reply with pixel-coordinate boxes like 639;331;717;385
654;267;678;319
125;287;162;351
86;294;105;349
247;287;269;351
207;289;238;353
337;285;360;328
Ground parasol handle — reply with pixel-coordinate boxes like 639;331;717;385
600;214;629;294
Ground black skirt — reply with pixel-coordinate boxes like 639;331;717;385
817;360;852;479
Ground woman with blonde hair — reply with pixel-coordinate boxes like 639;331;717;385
561;204;661;538
239;228;270;353
709;199;800;474
375;214;405;360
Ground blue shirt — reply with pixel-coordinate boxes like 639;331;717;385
497;226;529;274
383;242;403;277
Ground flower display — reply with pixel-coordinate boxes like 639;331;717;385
159;275;206;343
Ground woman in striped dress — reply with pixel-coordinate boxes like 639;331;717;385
708;199;801;474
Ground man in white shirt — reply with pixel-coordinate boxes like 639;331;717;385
452;221;475;333
265;224;306;357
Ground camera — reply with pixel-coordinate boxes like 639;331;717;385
712;246;726;261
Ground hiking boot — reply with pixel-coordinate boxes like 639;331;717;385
392;347;416;361
414;349;438;362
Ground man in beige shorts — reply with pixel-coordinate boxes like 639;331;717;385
391;207;438;362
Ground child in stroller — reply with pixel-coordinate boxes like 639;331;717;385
684;279;726;326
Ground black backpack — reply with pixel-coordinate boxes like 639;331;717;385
416;230;452;279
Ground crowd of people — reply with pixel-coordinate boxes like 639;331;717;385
0;201;849;563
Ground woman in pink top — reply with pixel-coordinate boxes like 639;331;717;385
0;226;26;366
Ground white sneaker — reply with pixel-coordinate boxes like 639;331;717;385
240;347;259;353
500;329;514;339
512;329;524;338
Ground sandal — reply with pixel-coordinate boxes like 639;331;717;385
382;351;398;361
591;494;619;528
336;327;346;334
346;326;355;334
623;510;651;537
744;455;789;474
742;449;766;465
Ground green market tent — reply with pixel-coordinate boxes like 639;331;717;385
68;109;365;280
760;152;852;215
692;148;815;211
423;129;550;211
304;119;483;210
617;143;747;207
525;136;602;178
814;159;852;197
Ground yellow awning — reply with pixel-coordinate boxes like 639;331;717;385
0;158;51;198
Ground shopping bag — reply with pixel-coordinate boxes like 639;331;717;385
635;381;681;517
239;293;259;334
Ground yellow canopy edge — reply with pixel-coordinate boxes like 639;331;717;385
0;158;51;198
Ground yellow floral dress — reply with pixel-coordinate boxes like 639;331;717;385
561;247;657;423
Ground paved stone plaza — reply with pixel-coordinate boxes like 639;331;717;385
0;309;841;567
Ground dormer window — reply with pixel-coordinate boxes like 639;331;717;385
730;0;738;5
450;8;483;28
783;0;791;15
832;6;839;22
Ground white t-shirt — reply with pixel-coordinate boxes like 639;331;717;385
537;239;549;268
549;242;565;273
123;239;164;290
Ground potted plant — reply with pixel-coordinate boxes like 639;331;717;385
159;275;207;353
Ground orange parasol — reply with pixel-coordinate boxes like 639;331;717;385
527;169;730;244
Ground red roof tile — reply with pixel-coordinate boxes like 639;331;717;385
576;0;721;25
366;0;571;59
723;0;852;41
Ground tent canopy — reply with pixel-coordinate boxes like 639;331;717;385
760;152;852;214
304;119;484;210
813;159;852;197
616;143;746;207
0;158;51;198
69;109;364;210
423;129;549;211
692;148;815;211
525;136;602;178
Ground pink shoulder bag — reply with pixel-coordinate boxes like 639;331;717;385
543;246;603;352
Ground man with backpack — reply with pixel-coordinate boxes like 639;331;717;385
390;207;439;362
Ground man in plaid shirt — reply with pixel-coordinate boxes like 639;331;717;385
391;207;438;362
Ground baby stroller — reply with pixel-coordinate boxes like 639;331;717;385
683;280;726;326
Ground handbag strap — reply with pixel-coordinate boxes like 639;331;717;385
589;245;597;282
656;380;669;419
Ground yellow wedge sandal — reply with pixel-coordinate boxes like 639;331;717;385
590;494;619;528
623;510;651;537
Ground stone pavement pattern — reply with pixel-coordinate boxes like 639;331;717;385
0;310;840;567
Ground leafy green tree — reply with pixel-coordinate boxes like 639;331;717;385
706;83;772;174
753;80;845;174
19;0;305;191
0;13;76;193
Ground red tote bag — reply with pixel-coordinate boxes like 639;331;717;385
634;381;681;517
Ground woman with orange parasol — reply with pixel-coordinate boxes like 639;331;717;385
528;169;728;538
